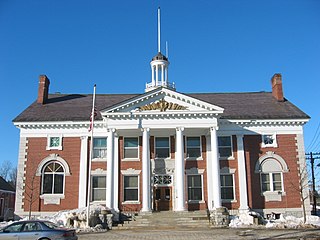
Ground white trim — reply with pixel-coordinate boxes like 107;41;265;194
255;151;289;173
154;136;171;159
261;133;278;148
123;137;140;160
185;136;202;160
186;174;204;203
122;174;140;203
46;135;63;150
220;173;236;202
217;135;234;160
36;154;71;176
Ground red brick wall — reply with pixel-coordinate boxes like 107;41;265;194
24;137;81;212
244;134;302;210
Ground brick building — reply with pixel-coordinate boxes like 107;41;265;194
13;11;310;220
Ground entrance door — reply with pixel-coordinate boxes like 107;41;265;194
153;187;172;211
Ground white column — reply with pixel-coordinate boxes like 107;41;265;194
161;65;164;85
113;134;119;212
210;127;222;209
78;136;88;208
175;127;186;211
106;129;115;209
142;128;151;212
206;135;214;211
237;135;249;211
156;65;159;84
151;65;155;87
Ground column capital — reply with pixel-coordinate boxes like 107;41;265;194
210;126;219;131
141;127;150;132
176;127;185;132
236;134;244;139
80;136;88;140
107;128;116;133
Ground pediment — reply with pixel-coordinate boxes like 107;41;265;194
101;87;224;117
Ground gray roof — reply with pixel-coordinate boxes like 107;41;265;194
13;91;309;122
0;176;15;192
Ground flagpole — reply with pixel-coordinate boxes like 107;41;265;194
86;84;96;227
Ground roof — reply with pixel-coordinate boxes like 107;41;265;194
152;52;168;61
13;91;309;122
0;176;15;192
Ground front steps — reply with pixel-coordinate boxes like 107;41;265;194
115;211;211;229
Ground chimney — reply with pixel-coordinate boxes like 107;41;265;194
37;75;50;104
271;73;284;102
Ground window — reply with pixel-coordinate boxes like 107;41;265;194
3;222;24;232
261;173;282;192
124;137;139;159
42;161;64;194
153;175;172;185
186;137;201;158
187;175;202;201
262;134;278;148
47;136;62;150
155;137;170;158
218;136;232;159
124;175;138;201
93;138;107;159
220;174;234;200
92;176;106;201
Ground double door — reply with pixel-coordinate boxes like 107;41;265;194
153;186;172;211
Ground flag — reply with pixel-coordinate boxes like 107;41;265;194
88;84;97;132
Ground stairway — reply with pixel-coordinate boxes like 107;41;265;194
115;211;211;229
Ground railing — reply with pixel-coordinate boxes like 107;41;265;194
145;81;175;89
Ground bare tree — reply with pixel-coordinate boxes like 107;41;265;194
290;164;310;223
8;166;17;188
0;160;13;180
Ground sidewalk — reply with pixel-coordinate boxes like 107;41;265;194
78;227;320;240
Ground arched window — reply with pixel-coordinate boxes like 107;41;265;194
41;161;65;194
255;151;289;200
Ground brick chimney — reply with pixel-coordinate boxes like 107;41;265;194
271;73;284;102
37;75;50;104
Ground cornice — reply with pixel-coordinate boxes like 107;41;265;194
14;121;105;130
219;118;309;127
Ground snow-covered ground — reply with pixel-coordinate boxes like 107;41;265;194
1;205;320;231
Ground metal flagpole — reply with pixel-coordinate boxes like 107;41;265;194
86;84;96;227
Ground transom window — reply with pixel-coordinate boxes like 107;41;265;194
124;137;139;159
155;137;170;158
218;136;232;159
93;138;107;159
124;175;139;201
186;137;201;158
153;175;172;185
220;174;234;200
92;176;106;201
187;175;202;201
42;161;64;194
261;173;282;192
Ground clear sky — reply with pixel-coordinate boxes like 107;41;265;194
0;0;319;170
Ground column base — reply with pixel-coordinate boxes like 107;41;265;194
209;207;229;227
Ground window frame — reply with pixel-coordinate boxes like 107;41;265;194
46;135;63;150
261;133;278;148
123;137;139;160
123;175;139;203
91;175;107;202
260;172;283;193
93;137;108;160
186;136;202;160
218;136;233;160
187;174;203;202
220;174;235;201
154;137;170;159
41;161;65;195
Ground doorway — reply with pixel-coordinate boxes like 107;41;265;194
153;186;172;211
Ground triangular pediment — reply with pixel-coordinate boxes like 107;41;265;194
101;87;224;117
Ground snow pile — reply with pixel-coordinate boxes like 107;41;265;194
229;211;320;229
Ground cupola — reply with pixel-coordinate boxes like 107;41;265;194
145;8;175;92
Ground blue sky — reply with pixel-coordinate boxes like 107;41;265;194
0;0;319;170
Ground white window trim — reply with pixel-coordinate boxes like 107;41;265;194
122;174;140;204
123;137;140;161
185;136;203;161
92;137;108;161
91;174;107;202
261;133;278;148
260;172;284;193
218;136;234;160
154;137;171;159
46;135;63;150
220;173;236;202
186;173;204;203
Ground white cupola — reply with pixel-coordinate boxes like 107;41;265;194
145;8;175;92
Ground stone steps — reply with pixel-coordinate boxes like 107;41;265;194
115;211;211;229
